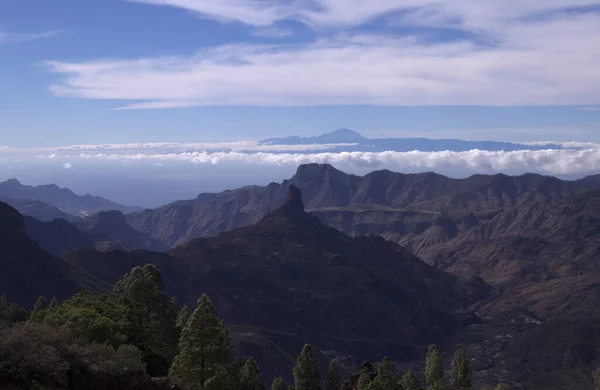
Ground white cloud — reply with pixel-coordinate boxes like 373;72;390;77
251;27;294;39
0;31;60;45
45;2;600;107
62;162;73;169
29;147;600;176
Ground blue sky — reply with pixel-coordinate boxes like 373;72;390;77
1;0;600;147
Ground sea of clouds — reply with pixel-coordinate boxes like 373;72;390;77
1;140;600;177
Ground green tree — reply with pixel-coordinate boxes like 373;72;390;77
240;357;265;390
369;357;401;390
293;344;321;390
33;295;49;313
0;293;7;310
114;264;179;375
425;345;444;390
49;297;59;309
326;360;340;390
402;369;420;390
177;305;192;328
357;368;372;390
169;294;232;390
595;367;600;390
451;344;472;389
271;378;287;390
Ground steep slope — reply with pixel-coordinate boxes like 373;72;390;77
126;164;600;248
0;201;107;308
0;179;141;216
68;186;474;382
0;196;80;222
76;211;168;251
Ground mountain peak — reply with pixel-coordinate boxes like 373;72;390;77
1;178;22;187
294;163;340;177
286;185;304;212
319;128;366;142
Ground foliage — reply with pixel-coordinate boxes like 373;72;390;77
49;296;59;309
293;344;322;390
326;360;340;390
0;300;29;324
357;368;372;390
177;305;191;328
0;322;71;386
271;378;288;390
169;293;232;390
450;344;472;389
113;264;179;376
425;344;444;390
369;357;401;390
33;295;49;313
402;369;420;390
595;368;600;390
240;357;265;390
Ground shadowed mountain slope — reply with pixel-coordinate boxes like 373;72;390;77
0;201;108;308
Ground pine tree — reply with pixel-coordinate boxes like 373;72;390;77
402;369;420;390
0;293;7;310
114;264;179;375
451;344;472;389
595;367;600;390
240;357;264;390
33;295;48;313
326;360;340;390
369;357;401;390
293;344;321;390
357;368;371;390
271;378;287;390
48;297;59;309
177;305;192;328
425;345;444;390
169;294;232;390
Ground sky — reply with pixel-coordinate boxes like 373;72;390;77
1;0;600;206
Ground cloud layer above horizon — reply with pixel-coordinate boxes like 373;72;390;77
2;140;600;177
44;0;600;109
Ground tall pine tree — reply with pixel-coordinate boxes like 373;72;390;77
0;293;7;310
48;297;59;309
357;368;372;390
326;360;340;390
451;344;472;389
402;369;420;390
595;367;600;390
425;345;444;390
33;295;48;313
271;378;287;390
293;344;321;390
169;294;232;390
177;305;192;328
240;357;265;390
114;264;179;375
369;357;401;390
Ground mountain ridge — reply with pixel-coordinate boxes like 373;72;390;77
0;178;141;217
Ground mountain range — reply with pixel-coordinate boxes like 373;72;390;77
260;128;565;152
0;178;141;218
2;164;600;387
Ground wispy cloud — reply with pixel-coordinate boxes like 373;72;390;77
45;1;600;108
0;30;60;45
62;162;73;169
251;27;294;39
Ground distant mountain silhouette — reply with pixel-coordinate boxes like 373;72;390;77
0;179;141;217
260;128;565;152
